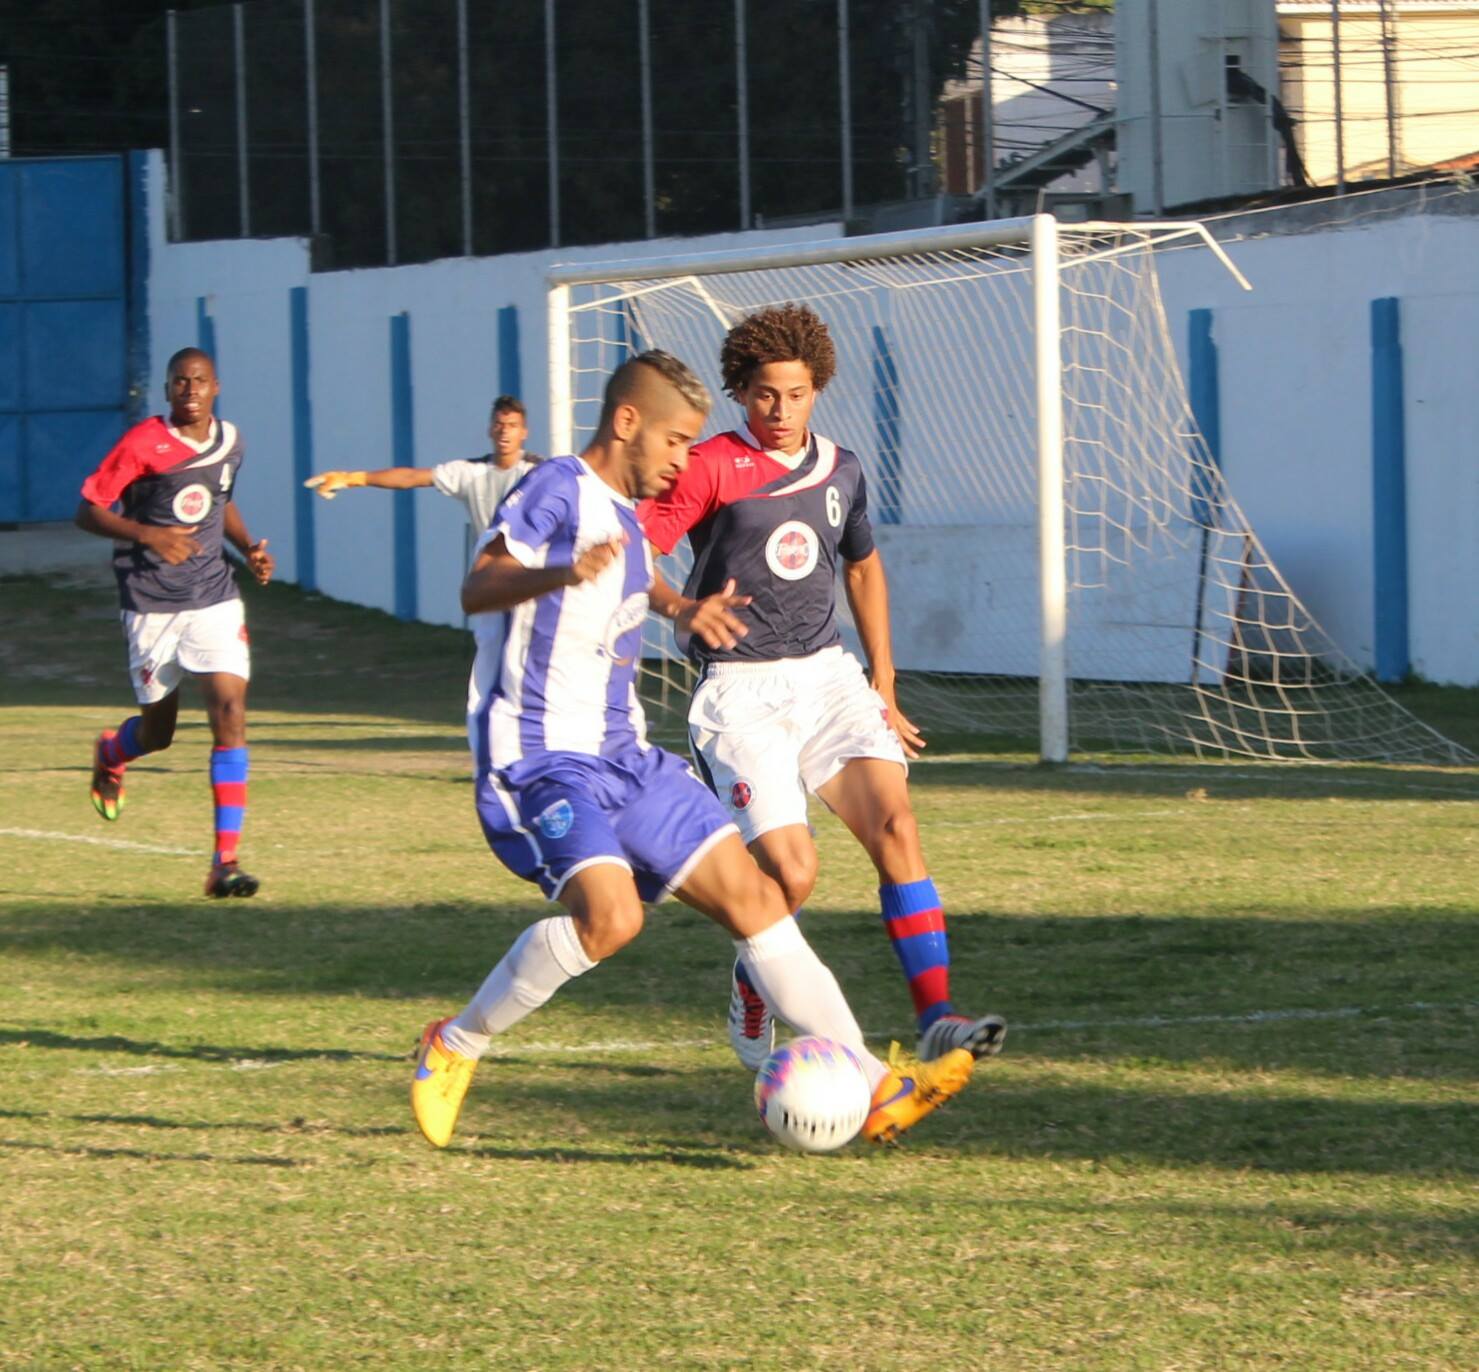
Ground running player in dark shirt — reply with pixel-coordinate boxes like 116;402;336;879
75;348;274;898
643;305;1006;1068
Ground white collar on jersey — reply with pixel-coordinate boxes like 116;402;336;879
734;427;839;496
164;416;220;453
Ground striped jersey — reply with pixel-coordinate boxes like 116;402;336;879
472;456;652;773
79;415;245;613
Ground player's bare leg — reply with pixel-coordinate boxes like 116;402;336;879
413;862;634;1147
678;832;974;1143
819;757;1006;1062
90;691;179;821
199;672;257;898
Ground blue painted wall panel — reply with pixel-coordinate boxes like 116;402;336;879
22;299;127;409
17;160;125;298
0;305;21;411
24;410;124;521
0;167;19;298
0;414;19;516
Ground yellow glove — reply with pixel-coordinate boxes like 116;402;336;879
303;471;368;500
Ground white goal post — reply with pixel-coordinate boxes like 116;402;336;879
547;216;1471;766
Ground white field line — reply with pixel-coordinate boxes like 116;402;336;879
64;1001;1473;1077
0;827;198;857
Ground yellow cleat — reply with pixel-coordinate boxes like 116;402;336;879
861;1042;974;1145
90;731;127;822
411;1017;477;1149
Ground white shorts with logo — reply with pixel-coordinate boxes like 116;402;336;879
687;644;906;844
121;597;251;704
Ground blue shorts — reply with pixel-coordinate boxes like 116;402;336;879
475;746;738;902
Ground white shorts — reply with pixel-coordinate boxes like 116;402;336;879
121;598;251;704
687;644;906;844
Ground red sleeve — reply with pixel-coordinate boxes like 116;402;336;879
639;445;721;555
80;428;150;507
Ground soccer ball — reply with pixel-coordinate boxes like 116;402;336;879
754;1036;871;1153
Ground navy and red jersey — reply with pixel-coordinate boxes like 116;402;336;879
80;415;246;613
641;425;875;665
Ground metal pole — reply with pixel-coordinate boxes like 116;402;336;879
1378;0;1398;178
167;9;183;239
380;0;397;265
305;0;321;237
639;0;655;238
979;0;995;219
548;284;572;455
234;3;250;237
838;0;853;222
736;0;751;228
1031;212;1068;763
457;0;472;255
546;0;560;247
1330;0;1345;193
1148;0;1165;214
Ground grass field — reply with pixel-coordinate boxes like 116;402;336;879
2;570;1476;1371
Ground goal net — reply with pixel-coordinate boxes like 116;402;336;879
548;217;1470;765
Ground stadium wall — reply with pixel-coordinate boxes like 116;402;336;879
140;151;1479;686
1156;211;1479;686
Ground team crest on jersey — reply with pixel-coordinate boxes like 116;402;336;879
601;591;649;667
765;520;819;581
534;799;575;839
172;483;213;524
730;778;754;810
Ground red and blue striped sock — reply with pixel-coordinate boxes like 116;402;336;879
100;716;147;768
210;746;249;866
880;878;953;1032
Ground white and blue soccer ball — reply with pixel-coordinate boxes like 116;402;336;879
754;1035;871;1153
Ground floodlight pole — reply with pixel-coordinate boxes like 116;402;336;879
233;3;249;237
167;9;183;240
736;0;751;229
1032;212;1068;763
380;0;396;265
305;0;321;238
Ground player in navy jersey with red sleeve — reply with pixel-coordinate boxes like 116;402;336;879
75;347;274;898
642;304;1007;1069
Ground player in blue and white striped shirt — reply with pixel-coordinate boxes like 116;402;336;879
410;350;978;1150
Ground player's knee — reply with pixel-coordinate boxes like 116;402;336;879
577;898;645;960
868;807;921;866
773;852;819;913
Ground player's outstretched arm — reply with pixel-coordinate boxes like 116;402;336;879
843;549;924;758
461;533;624;615
648;562;751;651
74;498;201;565
304;467;434;499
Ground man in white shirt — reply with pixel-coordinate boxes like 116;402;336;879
305;395;542;763
304;395;541;531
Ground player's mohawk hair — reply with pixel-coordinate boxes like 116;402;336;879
720;303;836;397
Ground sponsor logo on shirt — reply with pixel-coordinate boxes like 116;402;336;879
535;799;575;839
764;519;819;581
171;483;213;524
601;591;649;666
730;778;754;811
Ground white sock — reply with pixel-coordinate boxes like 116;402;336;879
733;916;886;1090
443;915;597;1058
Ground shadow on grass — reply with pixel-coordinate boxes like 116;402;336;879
0;1137;305;1167
0;1027;406;1063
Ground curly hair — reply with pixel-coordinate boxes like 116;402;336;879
719;303;836;397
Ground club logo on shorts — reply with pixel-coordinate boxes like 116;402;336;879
534;799;575;839
171;482;213;524
764;520;819;582
730;778;754;810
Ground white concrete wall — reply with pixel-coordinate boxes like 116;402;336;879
143;150;837;627
1157;211;1479;683
144;147;1479;686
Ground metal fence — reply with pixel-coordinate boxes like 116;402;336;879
168;0;957;270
